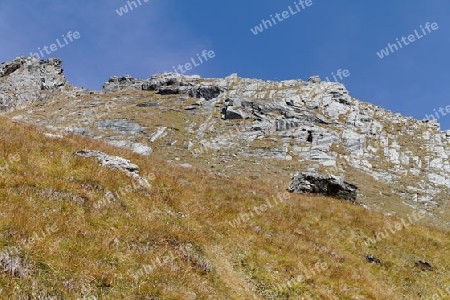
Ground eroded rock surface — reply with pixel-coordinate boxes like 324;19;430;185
73;150;150;187
0;57;86;112
3;57;450;225
288;170;358;202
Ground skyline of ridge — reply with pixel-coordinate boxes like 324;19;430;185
1;0;449;128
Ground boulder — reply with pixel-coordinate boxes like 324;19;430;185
288;170;358;202
141;73;199;94
224;107;249;120
102;75;143;92
189;84;223;100
74;150;139;172
308;76;321;83
73;150;151;187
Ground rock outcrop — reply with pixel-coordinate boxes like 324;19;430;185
0;56;91;113
73;150;151;187
102;75;142;93
288;170;358;202
0;57;67;112
2;57;450;225
102;73;202;95
102;73;229;100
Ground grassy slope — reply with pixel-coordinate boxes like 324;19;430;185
0;117;449;299
11;89;450;228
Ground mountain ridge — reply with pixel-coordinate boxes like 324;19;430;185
1;56;450;227
0;56;450;299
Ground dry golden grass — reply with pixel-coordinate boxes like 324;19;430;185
8;88;449;230
0;116;449;299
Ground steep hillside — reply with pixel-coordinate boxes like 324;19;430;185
0;117;449;299
1;56;450;299
3;57;449;228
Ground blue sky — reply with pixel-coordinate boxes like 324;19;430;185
1;0;449;128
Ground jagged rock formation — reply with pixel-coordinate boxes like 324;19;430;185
0;56;87;112
288;170;358;202
107;72;447;213
2;57;450;225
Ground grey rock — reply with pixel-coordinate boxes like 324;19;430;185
0;57;67;112
288;170;358;202
106;140;153;156
342;129;366;153
64;127;89;136
102;75;143;93
308;76;321;83
98;119;146;134
130;143;153;156
157;86;179;95
74;149;139;172
189;84;224;100
226;98;253;108
225;107;249;120
3;57;450;223
149;127;168;142
73;150;151;187
141;73;199;93
137;102;161;107
184;105;198;111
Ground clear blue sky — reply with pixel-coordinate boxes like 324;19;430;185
1;0;449;128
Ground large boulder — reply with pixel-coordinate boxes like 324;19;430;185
189;84;224;100
288;170;358;202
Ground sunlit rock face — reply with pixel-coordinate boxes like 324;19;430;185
2;57;449;224
0;57;68;112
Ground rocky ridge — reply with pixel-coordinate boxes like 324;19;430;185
101;72;450;214
2;57;450;225
0;56;88;112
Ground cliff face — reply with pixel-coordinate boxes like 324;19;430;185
0;57;68;112
0;56;90;113
2;57;450;225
